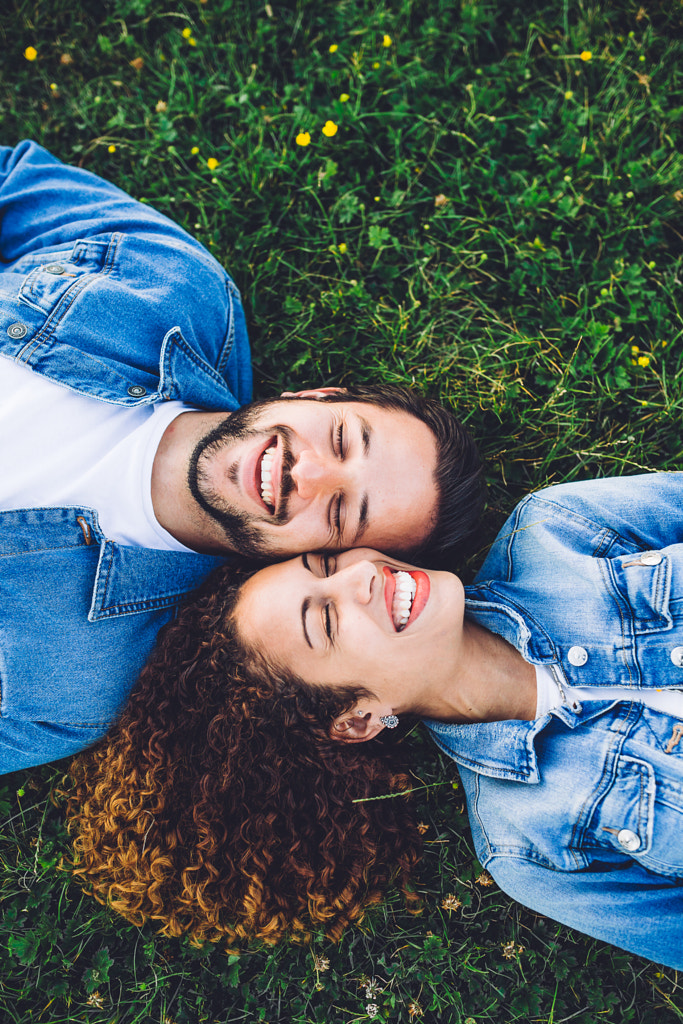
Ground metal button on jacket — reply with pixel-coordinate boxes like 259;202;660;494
567;645;588;667
671;647;683;668
127;385;147;397
640;550;663;565
7;322;28;339
617;829;641;852
44;262;65;274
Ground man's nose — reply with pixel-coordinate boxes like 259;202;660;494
290;450;343;500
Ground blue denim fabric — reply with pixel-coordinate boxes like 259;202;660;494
0;141;250;773
425;472;683;968
0;140;252;409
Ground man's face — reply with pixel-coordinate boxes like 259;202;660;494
187;397;438;557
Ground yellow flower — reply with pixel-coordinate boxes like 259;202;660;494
295;131;311;146
564;90;574;100
191;146;200;155
631;345;639;354
108;144;116;153
322;120;338;137
338;242;347;253
580;50;592;61
329;43;338;53
182;27;192;38
383;34;392;48
372;61;380;69
24;46;38;61
340;93;350;102
637;355;650;367
49;82;58;91
207;157;219;170
188;36;197;46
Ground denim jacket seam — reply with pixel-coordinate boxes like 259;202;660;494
214;281;236;377
93;593;187;617
598;556;637;686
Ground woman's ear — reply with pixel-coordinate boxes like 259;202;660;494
280;386;347;399
328;708;386;744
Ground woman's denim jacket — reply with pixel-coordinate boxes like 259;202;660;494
426;472;683;969
0;141;252;772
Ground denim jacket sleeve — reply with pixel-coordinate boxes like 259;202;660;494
0;140;252;411
479;472;683;585
490;856;683;969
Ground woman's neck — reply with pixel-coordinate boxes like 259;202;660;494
413;619;537;724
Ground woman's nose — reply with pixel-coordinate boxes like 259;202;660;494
332;560;375;605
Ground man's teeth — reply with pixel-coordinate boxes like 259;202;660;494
392;570;416;630
260;445;276;508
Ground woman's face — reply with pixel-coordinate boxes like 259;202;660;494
235;549;464;710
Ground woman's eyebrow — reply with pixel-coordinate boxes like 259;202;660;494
300;555;313;648
301;598;313;649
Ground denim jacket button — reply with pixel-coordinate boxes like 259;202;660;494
617;828;641;852
7;322;28;339
127;385;147;397
640;550;662;565
44;262;65;274
567;645;588;667
670;646;683;668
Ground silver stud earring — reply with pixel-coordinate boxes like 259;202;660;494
379;714;399;729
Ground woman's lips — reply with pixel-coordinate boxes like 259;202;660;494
382;566;430;630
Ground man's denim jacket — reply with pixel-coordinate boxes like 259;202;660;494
0;141;252;772
426;473;683;969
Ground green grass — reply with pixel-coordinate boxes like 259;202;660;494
2;0;683;1020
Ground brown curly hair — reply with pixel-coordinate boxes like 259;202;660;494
65;562;422;947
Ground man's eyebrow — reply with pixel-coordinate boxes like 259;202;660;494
352;494;369;544
349;414;371;544
358;415;372;455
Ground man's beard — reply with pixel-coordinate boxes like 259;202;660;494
187;400;295;556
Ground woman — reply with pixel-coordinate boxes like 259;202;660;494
67;472;683;967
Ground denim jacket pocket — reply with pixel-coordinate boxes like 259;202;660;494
17;239;110;317
607;552;672;634
594;751;683;877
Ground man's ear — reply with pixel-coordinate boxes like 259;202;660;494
328;708;385;744
280;386;347;399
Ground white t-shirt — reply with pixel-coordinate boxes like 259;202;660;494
0;357;194;550
535;662;683;719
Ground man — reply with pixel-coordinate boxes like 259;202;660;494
0;140;483;772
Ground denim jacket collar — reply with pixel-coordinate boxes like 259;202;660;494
89;539;224;621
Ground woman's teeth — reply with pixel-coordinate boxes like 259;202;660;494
392;570;416;630
260;445;276;509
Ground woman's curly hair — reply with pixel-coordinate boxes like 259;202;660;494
65;563;422;947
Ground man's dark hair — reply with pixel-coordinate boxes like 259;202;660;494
313;383;486;566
